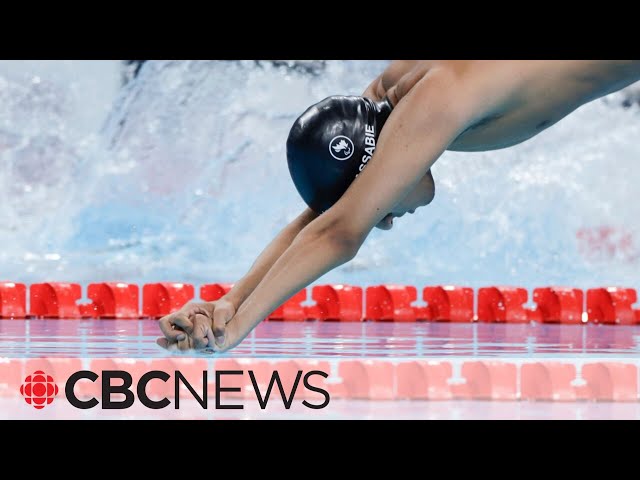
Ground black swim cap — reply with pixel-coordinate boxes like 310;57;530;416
286;95;393;213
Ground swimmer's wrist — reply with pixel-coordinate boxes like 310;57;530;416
221;291;243;310
230;308;257;340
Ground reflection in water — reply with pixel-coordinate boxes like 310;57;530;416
0;319;638;359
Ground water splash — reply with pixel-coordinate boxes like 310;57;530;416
0;60;639;289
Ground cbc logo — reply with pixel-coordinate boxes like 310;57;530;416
20;370;58;410
329;136;354;161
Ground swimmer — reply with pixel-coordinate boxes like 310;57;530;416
157;60;640;352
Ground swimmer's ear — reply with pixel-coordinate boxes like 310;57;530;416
425;169;436;205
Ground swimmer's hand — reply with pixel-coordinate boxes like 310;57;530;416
156;299;235;352
205;312;245;354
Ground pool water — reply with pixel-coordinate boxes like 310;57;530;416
1;319;639;358
0;319;640;419
1;319;639;420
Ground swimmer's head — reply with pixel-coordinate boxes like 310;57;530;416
286;95;393;214
287;94;435;230
374;170;435;230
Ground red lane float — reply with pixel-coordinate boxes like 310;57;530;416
396;361;453;400
329;360;395;400
0;282;26;318
581;362;638;401
0;359;25;397
142;283;195;318
520;363;579;401
82;283;139;318
200;283;234;302
12;282;640;325
422;286;474;322
531;287;584;324
3;357;640;403
365;285;419;322
451;361;518;401
477;286;531;323
586;287;639;325
306;284;363;321
267;289;308;321
30;283;83;318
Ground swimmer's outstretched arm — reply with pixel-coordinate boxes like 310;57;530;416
214;69;479;352
222;208;318;308
157;207;317;349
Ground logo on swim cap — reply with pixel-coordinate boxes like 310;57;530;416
329;136;354;161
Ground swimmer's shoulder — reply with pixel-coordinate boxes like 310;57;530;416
378;60;511;106
371;61;534;132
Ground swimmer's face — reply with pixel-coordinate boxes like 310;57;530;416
375;170;435;230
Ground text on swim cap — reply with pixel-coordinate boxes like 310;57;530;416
356;125;376;176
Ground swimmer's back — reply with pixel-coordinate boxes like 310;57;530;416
367;60;640;152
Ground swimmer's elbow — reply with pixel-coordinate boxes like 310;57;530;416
321;223;363;262
301;216;364;262
328;225;363;261
289;208;319;232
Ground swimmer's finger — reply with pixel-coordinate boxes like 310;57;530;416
210;317;242;354
191;314;211;350
158;315;183;340
205;328;216;350
191;320;210;349
213;307;233;347
156;337;183;353
158;313;192;341
192;337;209;350
172;314;196;335
176;333;193;351
182;303;211;318
157;337;180;352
